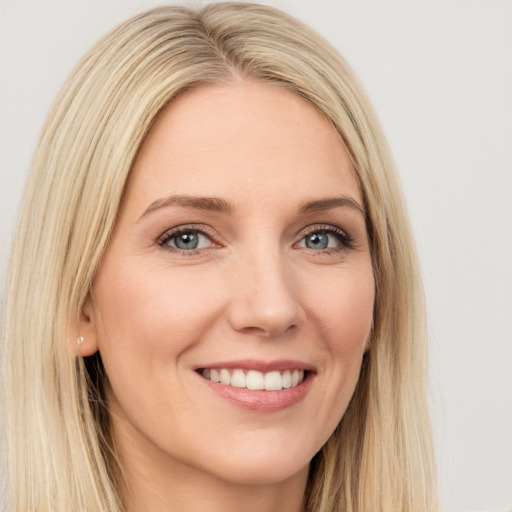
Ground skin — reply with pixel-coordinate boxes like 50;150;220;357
77;81;375;512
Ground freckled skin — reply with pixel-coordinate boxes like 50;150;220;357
79;81;375;512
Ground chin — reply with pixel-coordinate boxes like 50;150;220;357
210;458;310;487
191;442;312;487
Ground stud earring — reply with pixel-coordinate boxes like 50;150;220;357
77;336;84;345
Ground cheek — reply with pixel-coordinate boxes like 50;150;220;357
91;261;225;377
90;261;230;447
309;264;375;353
309;264;374;400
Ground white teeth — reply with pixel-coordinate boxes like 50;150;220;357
264;371;282;391
282;370;292;389
246;370;264;390
219;369;231;385
231;369;246;388
201;368;307;390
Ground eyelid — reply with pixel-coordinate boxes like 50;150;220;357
300;224;348;237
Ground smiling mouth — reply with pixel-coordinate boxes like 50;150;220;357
198;368;307;391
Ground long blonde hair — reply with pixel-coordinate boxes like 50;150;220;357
1;3;436;511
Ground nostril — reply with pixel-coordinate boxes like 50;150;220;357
239;324;298;338
240;326;269;337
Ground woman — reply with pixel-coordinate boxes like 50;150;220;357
1;3;436;511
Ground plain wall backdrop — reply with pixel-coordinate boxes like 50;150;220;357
1;1;511;511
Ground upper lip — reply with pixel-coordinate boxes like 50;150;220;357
195;359;316;373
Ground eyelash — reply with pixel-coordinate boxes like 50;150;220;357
157;224;354;255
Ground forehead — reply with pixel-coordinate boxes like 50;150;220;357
124;81;361;214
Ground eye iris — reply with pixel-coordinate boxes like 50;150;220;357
175;232;198;250
306;232;329;250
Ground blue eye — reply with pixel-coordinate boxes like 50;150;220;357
304;232;330;250
174;232;200;250
160;229;213;251
297;227;352;251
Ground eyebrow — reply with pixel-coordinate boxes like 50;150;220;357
299;196;366;217
138;193;365;221
138;195;234;221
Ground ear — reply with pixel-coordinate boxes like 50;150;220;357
71;296;100;357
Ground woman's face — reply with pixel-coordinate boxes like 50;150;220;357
82;81;374;487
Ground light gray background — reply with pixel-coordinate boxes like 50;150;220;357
1;1;511;511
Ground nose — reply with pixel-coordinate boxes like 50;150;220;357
227;246;305;338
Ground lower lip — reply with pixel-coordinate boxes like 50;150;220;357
199;373;314;412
